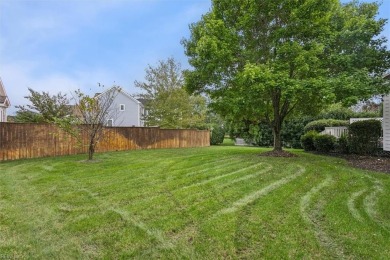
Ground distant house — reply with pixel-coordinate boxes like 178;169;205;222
383;72;390;151
95;86;145;127
0;78;11;122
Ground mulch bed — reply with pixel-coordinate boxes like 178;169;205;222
313;152;390;174
260;150;389;173
341;155;390;174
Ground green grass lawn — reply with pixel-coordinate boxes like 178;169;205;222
1;146;389;259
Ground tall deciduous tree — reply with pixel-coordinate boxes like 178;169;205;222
183;0;390;151
135;58;207;129
15;88;72;123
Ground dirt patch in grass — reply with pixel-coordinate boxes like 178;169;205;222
259;150;298;157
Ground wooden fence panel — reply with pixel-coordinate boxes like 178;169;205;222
0;123;210;161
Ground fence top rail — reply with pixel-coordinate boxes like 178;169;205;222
324;126;348;129
0;122;209;131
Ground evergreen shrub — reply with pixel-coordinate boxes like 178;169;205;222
282;117;313;148
210;125;225;145
300;131;319;151
348;120;381;155
314;134;336;153
304;119;349;133
336;133;349;154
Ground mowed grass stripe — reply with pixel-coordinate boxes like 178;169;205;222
97;157;249;195
159;164;305;226
218;163;273;188
39;176;181;257
300;175;347;258
125;163;299;226
122;159;250;205
122;160;262;211
364;176;390;232
216;165;305;215
347;189;367;222
69;155;241;188
179;162;266;190
1;146;390;259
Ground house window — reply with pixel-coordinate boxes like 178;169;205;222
119;104;125;111
107;119;113;127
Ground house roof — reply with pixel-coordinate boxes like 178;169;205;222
95;86;142;106
136;98;149;106
0;77;10;107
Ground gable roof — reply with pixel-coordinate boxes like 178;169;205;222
0;77;10;107
136;98;149;106
95;86;142;106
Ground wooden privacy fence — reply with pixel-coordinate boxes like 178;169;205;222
0;123;210;161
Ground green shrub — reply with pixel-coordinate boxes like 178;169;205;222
304;119;349;133
300;131;319;151
318;103;380;120
246;123;273;147
282;117;314;148
210;125;225;145
318;106;355;120
335;133;349;154
348;120;382;155
313;134;336;153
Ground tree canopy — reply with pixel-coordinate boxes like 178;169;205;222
15;88;72;123
135;58;207;129
183;0;390;151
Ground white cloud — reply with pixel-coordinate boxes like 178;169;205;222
1;61;124;115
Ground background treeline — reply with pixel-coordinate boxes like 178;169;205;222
228;104;381;149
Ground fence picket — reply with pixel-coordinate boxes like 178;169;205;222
0;123;210;161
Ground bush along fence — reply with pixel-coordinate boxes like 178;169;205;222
300;119;383;155
0;123;210;161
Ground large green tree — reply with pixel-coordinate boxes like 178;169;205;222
183;0;390;151
135;58;207;129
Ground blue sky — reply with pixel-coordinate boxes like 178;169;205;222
0;0;389;115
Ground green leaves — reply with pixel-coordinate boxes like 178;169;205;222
135;58;207;129
15;88;72;123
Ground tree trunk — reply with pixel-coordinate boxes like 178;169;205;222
88;141;95;160
272;90;283;151
272;119;283;151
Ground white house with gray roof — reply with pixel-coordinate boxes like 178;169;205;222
0;78;10;122
96;86;145;127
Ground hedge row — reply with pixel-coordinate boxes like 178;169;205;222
304;119;349;133
300;131;336;153
300;120;382;155
348;120;382;154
